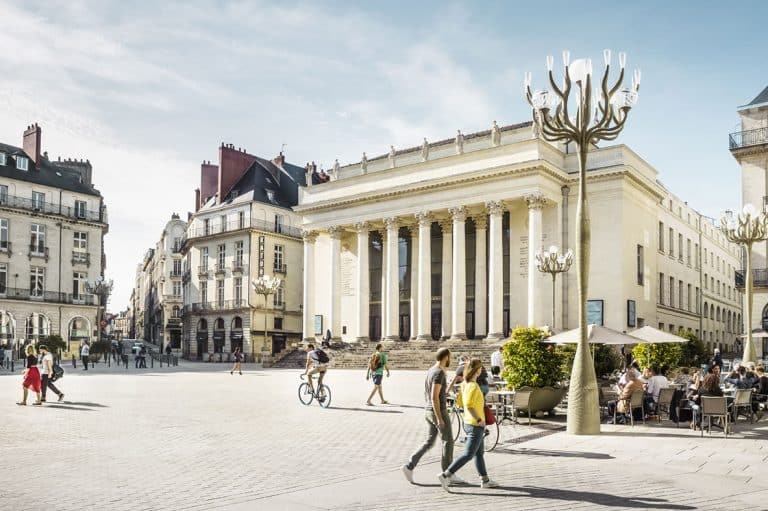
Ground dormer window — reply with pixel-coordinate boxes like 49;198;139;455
16;156;28;171
0;153;6;166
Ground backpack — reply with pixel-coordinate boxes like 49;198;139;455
369;353;382;372
51;363;64;382
315;349;329;364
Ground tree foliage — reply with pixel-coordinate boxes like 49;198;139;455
676;330;708;368
632;342;682;371
502;327;564;388
558;343;621;378
35;335;66;356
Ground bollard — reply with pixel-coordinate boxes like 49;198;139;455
11;359;14;372
72;355;77;369
159;354;163;368
151;356;154;368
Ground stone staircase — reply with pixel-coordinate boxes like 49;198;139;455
271;339;504;371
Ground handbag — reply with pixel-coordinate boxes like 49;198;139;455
51;363;64;382
484;404;496;425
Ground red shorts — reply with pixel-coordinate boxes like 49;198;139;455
23;367;41;393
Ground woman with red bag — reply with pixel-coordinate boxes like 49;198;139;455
438;358;499;491
18;345;42;406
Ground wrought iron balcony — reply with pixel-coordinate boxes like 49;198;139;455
735;268;768;289
28;244;49;261
729;127;768;151
0;287;96;305
232;260;246;273
197;265;210;277
0;193;105;222
188;299;248;313
72;251;90;266
169;269;183;278
274;264;287;274
0;241;11;254
184;218;302;241
215;262;227;274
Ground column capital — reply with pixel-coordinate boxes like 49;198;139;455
327;226;343;239
415;211;432;227
473;214;488;230
524;193;547;210
383;217;399;231
485;200;505;216
353;221;370;234
302;230;318;243
439;219;452;233
448;206;467;222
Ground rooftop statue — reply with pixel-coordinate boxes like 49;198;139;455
491;120;501;147
455;129;464;154
332;159;340;180
388;145;396;168
421;138;429;161
360;152;368;174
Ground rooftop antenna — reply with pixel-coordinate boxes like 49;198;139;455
280;143;287;154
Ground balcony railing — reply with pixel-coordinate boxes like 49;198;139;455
215;262;227;274
72;251;90;266
729;127;768;150
28;244;49;261
232;260;246;273
0;287;96;305
0;193;105;222
0;241;11;254
169;269;183;278
274;264;287;274
198;265;210;276
183;218;302;243
735;268;768;289
186;299;249;313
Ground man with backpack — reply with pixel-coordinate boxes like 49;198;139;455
366;343;390;405
303;343;329;394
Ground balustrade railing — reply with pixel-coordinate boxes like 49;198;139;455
729;127;768;150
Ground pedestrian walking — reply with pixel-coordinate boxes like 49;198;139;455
438;358;498;491
490;347;504;378
402;348;461;485
139;346;147;368
80;341;90;371
38;345;64;403
230;347;243;375
366;343;390;405
17;345;42;406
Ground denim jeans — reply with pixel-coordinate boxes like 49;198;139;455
445;423;487;478
408;410;454;472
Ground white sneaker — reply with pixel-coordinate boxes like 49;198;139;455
401;465;414;484
448;473;468;485
437;473;451;492
481;478;500;489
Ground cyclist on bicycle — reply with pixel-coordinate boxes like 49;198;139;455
303;343;328;393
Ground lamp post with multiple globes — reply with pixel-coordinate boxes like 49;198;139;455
252;275;282;361
535;246;573;332
525;49;640;434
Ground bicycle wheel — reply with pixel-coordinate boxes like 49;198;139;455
298;382;314;405
452;408;463;442
483;421;500;452
316;384;332;408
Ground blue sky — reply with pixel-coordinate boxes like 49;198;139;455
0;0;765;309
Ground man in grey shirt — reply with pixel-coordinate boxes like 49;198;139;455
402;348;462;485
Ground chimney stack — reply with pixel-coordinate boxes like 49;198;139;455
273;151;285;168
23;123;42;164
195;188;201;212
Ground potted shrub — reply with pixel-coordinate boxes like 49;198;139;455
502;326;567;415
631;342;682;372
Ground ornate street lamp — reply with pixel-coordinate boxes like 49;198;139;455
86;276;113;343
526;49;640;435
535;246;573;331
720;204;768;363
252;275;282;361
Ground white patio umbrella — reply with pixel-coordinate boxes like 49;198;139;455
627;326;689;344
739;329;768;339
543;324;639;345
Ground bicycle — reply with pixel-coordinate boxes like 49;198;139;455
298;373;332;408
447;394;500;452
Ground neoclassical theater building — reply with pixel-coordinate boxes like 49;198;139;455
297;122;742;352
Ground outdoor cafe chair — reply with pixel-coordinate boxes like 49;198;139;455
512;389;533;425
656;387;676;423
700;396;730;438
615;390;645;426
732;389;754;423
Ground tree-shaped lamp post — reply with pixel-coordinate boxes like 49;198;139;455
526;49;640;434
535;246;573;331
86;276;114;343
252;275;282;361
721;205;768;363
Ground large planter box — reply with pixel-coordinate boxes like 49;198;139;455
516;386;568;415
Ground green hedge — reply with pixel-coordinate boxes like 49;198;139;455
502;326;564;388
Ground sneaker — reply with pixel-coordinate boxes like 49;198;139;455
437;473;451;492
481;479;500;489
40;399;46;403
58;394;64;402
32;401;43;406
448;474;468;485
401;465;414;484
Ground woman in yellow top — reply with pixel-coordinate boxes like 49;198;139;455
438;358;498;491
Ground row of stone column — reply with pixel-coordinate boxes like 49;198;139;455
302;194;548;342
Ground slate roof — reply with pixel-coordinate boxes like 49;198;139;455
0;142;101;197
218;157;305;210
743;86;768;108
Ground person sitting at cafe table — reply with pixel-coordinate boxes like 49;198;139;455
674;367;692;388
644;366;669;415
606;370;645;424
618;361;644;389
690;373;723;430
725;366;755;389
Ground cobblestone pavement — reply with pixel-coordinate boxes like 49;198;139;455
1;363;767;510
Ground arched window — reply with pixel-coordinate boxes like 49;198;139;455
716;307;721;322
26;313;50;341
172;306;181;318
213;318;225;353
710;305;714;321
232;316;243;330
215;318;225;330
703;303;708;319
68;316;90;352
0;311;15;343
197;318;208;331
230;316;244;352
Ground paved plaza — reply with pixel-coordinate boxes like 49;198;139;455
1;363;767;510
